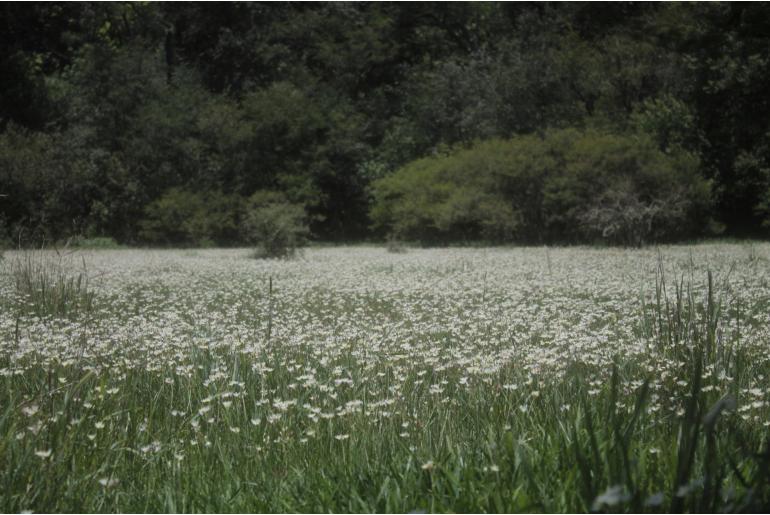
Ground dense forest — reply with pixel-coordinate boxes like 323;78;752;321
2;2;770;247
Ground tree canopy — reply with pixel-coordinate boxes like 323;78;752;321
2;2;770;246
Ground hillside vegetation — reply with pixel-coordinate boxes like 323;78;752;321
2;3;770;245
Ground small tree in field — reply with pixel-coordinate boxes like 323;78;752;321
242;191;308;259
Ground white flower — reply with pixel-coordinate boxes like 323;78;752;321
21;405;39;417
98;478;119;488
140;441;161;454
34;449;52;459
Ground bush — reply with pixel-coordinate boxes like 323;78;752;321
577;182;697;246
630;94;704;153
69;236;123;249
139;189;242;246
370;140;525;243
385;234;408;253
542;130;712;244
242;191;308;259
733;142;770;234
371;128;712;245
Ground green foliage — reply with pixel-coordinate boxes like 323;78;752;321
630;95;704;154
69;236;122;249
372;129;712;245
732;137;770;234
2;2;770;242
545;131;712;245
242;191;309;259
139;189;241;247
0;126;62;242
370;140;524;243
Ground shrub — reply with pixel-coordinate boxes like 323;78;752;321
577;181;702;246
139;189;242;246
242;191;308;259
371;129;712;245
385;234;408;253
69;236;123;249
734;143;770;234
370;141;526;243
630;94;704;153
540;131;712;244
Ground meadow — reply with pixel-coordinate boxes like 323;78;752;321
1;244;769;513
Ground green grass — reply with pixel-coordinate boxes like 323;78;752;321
7;248;94;318
1;246;769;512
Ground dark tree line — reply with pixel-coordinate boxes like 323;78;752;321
2;2;770;246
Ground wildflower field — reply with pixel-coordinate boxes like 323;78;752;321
1;244;769;513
